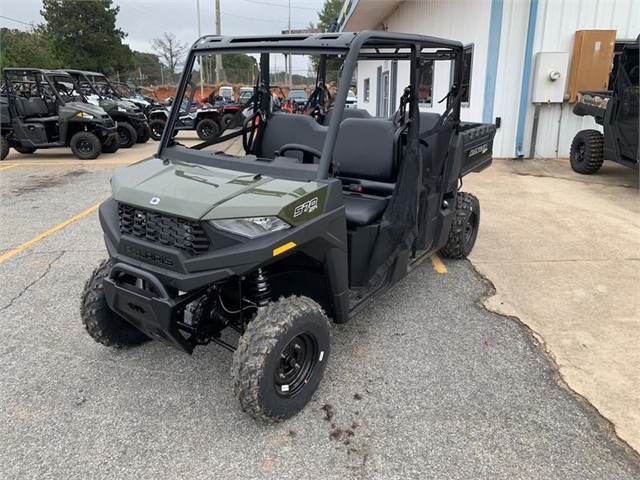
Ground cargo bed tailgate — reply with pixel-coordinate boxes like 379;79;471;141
458;122;497;176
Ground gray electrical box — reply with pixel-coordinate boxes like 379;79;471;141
531;52;570;103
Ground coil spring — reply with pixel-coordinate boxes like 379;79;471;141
248;268;270;308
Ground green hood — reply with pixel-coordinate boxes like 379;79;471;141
66;101;108;117
111;158;327;225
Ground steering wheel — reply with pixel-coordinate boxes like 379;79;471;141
278;143;322;163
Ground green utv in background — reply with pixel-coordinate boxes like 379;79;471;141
64;70;151;149
1;68;118;160
81;31;497;421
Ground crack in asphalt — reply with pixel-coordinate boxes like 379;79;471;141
2;251;64;311
512;171;638;188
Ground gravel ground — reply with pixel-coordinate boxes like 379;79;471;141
1;159;639;479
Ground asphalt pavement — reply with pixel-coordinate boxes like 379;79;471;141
1;151;639;479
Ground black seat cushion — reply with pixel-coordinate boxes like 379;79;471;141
343;194;388;226
22;97;50;117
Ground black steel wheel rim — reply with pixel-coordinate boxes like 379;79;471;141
202;124;213;137
274;332;318;398
465;210;478;245
575;142;586;163
118;129;131;144
77;139;93;154
151;124;163;136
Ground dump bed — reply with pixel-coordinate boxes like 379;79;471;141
572;91;612;124
457;122;497;176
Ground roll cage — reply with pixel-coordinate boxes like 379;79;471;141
158;30;464;181
3;68;86;106
64;70;121;101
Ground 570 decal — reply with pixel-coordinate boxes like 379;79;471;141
293;197;319;217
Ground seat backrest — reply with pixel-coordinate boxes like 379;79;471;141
333;118;397;183
260;113;328;161
23;97;50;117
322;108;372;126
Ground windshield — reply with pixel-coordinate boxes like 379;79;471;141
347;91;356;100
288;90;308;99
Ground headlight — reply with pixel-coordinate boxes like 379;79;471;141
76;111;94;119
117;106;127;112
210;217;290;239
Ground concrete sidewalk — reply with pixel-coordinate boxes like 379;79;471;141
466;158;640;451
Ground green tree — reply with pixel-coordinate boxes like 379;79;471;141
0;27;58;70
124;51;164;85
310;0;344;82
40;0;132;74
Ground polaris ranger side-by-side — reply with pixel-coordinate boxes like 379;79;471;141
64;70;151;148
1;69;118;160
81;31;496;421
570;36;639;174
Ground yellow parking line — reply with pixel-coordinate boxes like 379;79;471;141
430;254;448;274
0;164;20;171
0;201;103;264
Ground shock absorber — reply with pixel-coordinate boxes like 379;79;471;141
248;268;270;308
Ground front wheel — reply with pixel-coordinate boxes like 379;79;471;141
1;135;10;160
196;118;219;141
80;260;150;347
440;192;480;259
136;124;151;143
233;296;330;422
149;119;165;141
570;129;604;174
70;131;102;160
117;122;137;149
102;137;120;154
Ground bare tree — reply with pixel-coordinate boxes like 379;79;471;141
151;32;188;82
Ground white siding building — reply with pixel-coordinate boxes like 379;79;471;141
339;0;639;158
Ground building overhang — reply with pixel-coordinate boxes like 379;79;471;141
338;0;404;32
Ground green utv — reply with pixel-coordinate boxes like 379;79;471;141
81;31;496;421
64;70;151;149
1;69;118;160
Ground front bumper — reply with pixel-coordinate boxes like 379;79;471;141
128;113;148;129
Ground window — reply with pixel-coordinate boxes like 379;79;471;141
363;78;370;102
461;44;473;105
417;59;434;106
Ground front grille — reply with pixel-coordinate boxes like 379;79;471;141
118;204;210;256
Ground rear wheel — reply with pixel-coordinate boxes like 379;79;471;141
14;146;37;154
221;113;235;129
136;124;151;143
440;192;480;259
70;131;102;160
570;130;604;174
1;135;10;160
102;137;120;154
233;296;330;422
81;260;150;347
149;119;165;141
196;118;219;141
117;121;137;148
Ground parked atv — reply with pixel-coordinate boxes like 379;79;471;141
570;36;638;174
1;69;118;160
65;70;151;148
81;31;496;421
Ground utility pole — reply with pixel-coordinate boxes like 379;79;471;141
196;0;204;99
215;0;223;84
160;65;164;85
287;0;292;87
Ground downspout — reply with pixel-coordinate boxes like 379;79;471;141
482;0;504;124
515;0;539;157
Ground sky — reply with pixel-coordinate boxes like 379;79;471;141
1;0;327;72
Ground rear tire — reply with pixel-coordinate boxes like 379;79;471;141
136;124;151;143
440;192;480;259
149;119;165;141
14;146;37;154
81;260;150;347
196;118;219;141
116;122;137;149
233;296;330;422
1;135;10;160
221;113;235;129
570;130;604;174
70;131;102;160
102;137;120;154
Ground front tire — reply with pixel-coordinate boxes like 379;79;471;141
136;124;151;143
149;119;165;141
196;118;219;141
233;296;330;422
70;131;102;160
440;192;480;259
117;121;137;149
80;260;149;347
1;135;10;160
570;130;604;174
102;137;120;154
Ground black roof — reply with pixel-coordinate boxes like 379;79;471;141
190;30;462;54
